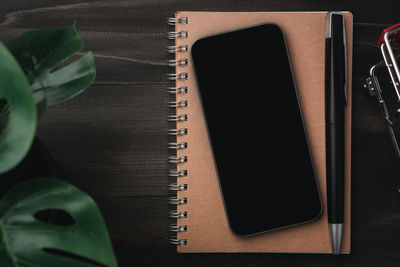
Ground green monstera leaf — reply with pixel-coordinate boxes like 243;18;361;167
0;178;118;267
0;23;96;173
0;42;37;174
5;23;96;116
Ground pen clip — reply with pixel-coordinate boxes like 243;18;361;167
343;17;348;105
327;12;347;105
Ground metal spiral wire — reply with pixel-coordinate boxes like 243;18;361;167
167;16;188;246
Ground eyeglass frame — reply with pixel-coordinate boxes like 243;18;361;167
364;23;400;158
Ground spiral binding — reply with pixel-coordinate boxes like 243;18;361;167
166;86;188;94
168;142;187;149
167;31;188;40
168;100;188;108
167;46;188;54
167;114;188;122
168;156;187;163
167;15;188;247
169;210;187;218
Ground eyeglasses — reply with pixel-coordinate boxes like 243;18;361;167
364;23;400;158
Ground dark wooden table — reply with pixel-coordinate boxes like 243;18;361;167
2;0;400;266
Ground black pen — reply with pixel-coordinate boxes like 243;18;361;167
325;12;347;255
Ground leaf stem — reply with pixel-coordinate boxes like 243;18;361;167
0;220;19;267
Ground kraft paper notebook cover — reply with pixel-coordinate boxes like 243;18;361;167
167;11;352;253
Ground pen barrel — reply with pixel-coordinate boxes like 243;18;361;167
326;123;345;224
325;39;346;125
325;16;346;224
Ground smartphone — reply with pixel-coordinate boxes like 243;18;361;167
191;23;322;236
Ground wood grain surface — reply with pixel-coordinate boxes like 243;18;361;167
1;0;400;266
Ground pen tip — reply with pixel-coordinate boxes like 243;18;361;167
329;223;343;255
332;246;340;255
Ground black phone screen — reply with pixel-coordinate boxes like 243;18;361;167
191;24;322;236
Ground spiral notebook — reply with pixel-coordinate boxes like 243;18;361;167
167;11;353;253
